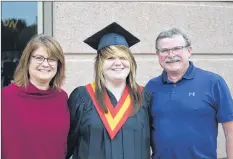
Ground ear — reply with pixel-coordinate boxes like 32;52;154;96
187;47;192;58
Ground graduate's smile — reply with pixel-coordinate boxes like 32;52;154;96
103;56;130;82
111;68;124;72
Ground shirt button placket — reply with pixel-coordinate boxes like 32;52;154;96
171;84;176;100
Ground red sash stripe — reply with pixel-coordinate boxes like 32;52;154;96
85;82;132;139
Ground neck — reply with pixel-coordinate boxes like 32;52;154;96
167;74;183;83
105;80;126;101
167;63;189;83
30;78;50;90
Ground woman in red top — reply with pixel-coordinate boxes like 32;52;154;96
2;34;70;159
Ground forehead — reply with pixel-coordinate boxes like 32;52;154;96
104;47;128;58
31;46;50;57
157;35;186;49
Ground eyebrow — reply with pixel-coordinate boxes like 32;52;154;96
31;54;51;58
159;46;185;49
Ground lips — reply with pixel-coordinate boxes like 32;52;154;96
166;60;180;64
38;69;51;72
112;68;124;71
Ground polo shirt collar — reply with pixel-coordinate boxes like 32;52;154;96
162;61;196;84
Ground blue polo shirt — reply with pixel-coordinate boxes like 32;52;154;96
146;61;233;159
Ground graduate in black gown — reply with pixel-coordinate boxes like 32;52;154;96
66;22;152;159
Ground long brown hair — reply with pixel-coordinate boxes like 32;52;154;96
13;34;65;89
94;45;143;116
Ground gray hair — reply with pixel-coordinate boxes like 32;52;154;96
155;28;191;50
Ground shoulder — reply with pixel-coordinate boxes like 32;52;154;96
56;88;68;99
195;67;227;85
69;86;89;100
68;86;91;113
142;87;152;100
139;87;152;109
137;84;152;99
1;84;20;108
196;67;222;80
147;75;162;84
145;75;162;92
2;83;19;98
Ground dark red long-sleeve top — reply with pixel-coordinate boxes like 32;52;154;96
1;83;70;159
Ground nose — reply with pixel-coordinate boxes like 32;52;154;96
114;58;122;65
167;50;176;57
41;59;50;67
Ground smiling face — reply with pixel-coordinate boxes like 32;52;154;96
102;55;130;83
28;46;58;85
94;45;136;87
157;35;192;75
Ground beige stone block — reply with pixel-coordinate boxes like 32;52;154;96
63;54;96;94
54;2;233;54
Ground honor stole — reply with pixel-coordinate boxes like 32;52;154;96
85;82;132;140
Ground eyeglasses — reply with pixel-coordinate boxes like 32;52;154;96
157;45;190;55
31;55;58;66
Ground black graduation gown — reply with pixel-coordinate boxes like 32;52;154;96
66;85;152;159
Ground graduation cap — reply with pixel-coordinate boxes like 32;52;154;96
84;22;140;51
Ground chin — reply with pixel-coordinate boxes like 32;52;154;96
37;76;53;82
165;64;181;70
112;77;127;83
166;66;179;71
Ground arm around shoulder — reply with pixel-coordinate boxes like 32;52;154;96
66;86;86;159
143;87;155;158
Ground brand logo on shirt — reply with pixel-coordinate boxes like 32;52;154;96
189;92;195;96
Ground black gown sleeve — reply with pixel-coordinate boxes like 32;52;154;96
143;88;154;157
143;88;152;118
66;86;87;159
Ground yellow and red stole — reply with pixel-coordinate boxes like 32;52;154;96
85;82;132;140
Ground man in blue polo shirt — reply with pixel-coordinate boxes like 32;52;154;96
146;28;233;159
